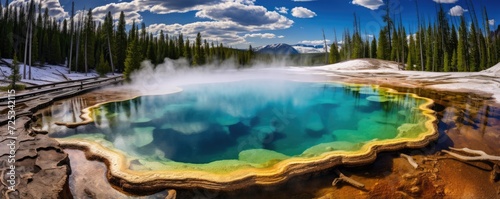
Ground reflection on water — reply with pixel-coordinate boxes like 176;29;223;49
36;80;431;165
414;89;500;155
36;97;88;132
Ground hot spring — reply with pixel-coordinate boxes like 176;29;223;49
38;79;437;190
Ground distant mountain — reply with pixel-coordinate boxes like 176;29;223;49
291;44;329;54
255;43;300;55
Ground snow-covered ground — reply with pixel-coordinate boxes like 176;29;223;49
313;59;400;71
427;62;500;102
0;59;107;85
310;59;500;103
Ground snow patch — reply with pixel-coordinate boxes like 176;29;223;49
312;59;399;71
0;59;103;85
481;62;500;75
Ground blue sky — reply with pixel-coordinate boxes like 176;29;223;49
9;0;500;48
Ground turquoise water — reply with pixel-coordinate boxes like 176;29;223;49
52;80;428;164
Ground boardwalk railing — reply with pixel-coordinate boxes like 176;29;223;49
24;76;100;90
0;75;123;103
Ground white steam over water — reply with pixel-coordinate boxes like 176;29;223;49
127;57;302;94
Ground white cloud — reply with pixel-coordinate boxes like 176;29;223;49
275;7;288;14
9;0;294;46
299;40;330;45
278;35;285;38
489;19;495;26
351;0;384;10
91;2;143;25
140;0;294;45
291;7;317;18
135;0;222;14
9;0;69;20
433;0;459;3
449;5;468;16
196;2;293;27
244;33;276;39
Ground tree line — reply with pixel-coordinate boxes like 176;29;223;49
0;0;255;81
2;0;499;83
329;0;500;72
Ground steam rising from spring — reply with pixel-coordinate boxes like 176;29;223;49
127;57;313;94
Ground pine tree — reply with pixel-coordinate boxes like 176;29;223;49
83;8;95;73
193;32;204;65
204;39;210;62
370;37;377;58
363;39;370;58
147;35;156;65
457;16;467;72
123;39;141;80
377;29;388;60
351;32;363;59
329;43;340;64
479;33;487;71
184;39;192;64
96;51;110;77
451;49;457;72
443;52;450;72
483;7;495;67
31;28;38;64
450;24;458;53
415;30;423;70
168;38;176;59
49;32;61;64
247;45;254;65
425;25;433;71
157;31;165;63
432;27;439;72
406;33;415;70
468;23;479;72
8;55;22;90
41;30;49;65
115;11;127;72
178;33;184;58
390;27;399;61
102;11;115;73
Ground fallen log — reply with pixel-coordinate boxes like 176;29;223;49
442;147;500;182
0;58;13;67
332;169;366;190
400;153;419;169
442;147;500;162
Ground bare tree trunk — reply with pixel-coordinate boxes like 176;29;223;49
415;0;424;71
322;28;328;64
75;21;80;73
69;34;73;73
84;32;88;76
23;19;30;79
29;20;32;80
68;1;74;74
107;36;114;75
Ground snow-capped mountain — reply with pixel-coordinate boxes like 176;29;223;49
255;43;300;55
291;44;329;54
255;43;334;54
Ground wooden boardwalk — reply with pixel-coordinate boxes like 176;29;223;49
0;75;123;125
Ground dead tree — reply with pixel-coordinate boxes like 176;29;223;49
332;169;366;190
